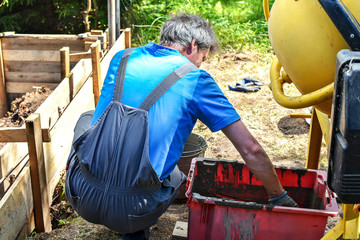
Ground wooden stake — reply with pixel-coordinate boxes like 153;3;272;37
60;47;70;80
91;41;101;106
0;39;8;117
26;113;51;233
125;28;131;49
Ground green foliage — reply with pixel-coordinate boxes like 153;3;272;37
57;216;77;227
59;179;65;202
0;0;275;52
130;0;276;52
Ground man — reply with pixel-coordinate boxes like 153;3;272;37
66;14;296;240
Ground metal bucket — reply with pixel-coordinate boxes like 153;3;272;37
176;133;207;200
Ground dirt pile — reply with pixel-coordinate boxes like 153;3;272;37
0;87;52;128
0;87;52;150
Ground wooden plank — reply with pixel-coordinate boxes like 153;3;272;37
0;166;33;240
26;113;51;232
70;58;92;95
0;127;50;142
60;47;70;80
99;31;126;85
172;221;188;239
1;36;85;51
34;58;92;129
70;51;91;62
0;32;15;37
6;82;58;94
0;142;28;184
0;39;7;117
0;154;28;199
16;211;35;240
3;50;60;62
43;75;94;198
5;72;61;83
4;61;60;73
91;41;101;106
91;30;103;35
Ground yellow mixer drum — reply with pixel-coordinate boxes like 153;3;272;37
268;0;360;115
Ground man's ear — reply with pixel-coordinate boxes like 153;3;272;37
187;39;197;55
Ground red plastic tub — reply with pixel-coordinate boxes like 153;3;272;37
185;158;339;240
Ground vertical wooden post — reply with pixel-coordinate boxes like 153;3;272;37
306;109;322;169
26;113;51;233
60;47;70;80
91;41;101;106
125;28;131;49
0;39;8;117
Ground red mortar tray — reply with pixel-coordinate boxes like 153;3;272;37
185;158;339;240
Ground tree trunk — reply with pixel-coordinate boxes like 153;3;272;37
82;0;92;32
42;0;58;32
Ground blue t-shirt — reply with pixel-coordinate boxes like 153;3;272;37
92;43;240;179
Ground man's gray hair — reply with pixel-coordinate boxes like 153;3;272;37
160;14;219;53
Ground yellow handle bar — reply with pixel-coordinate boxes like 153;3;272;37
263;0;270;22
270;56;334;109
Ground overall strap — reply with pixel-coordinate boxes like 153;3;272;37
139;62;197;111
113;48;135;102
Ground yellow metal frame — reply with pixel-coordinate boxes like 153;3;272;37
306;109;360;240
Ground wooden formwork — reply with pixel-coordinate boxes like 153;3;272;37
0;28;131;240
0;30;110;116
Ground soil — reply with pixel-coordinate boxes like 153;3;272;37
0;87;52;149
26;51;343;239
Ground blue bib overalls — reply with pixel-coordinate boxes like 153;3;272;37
65;48;196;233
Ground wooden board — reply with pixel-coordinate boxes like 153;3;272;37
5;72;61;83
44;77;95;198
4;61;60;73
34;58;92;129
1;36;85;51
6;82;59;94
0;128;50;142
0;142;28;185
99;30;126;85
0;166;33;240
172;221;188;239
0;155;28;199
3;50;60;62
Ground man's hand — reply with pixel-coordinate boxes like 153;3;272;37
269;191;298;207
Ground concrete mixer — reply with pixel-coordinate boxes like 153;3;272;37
264;0;360;239
265;0;360;116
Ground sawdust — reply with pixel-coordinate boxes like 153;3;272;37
27;51;338;239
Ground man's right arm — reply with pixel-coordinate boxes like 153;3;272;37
221;119;297;207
